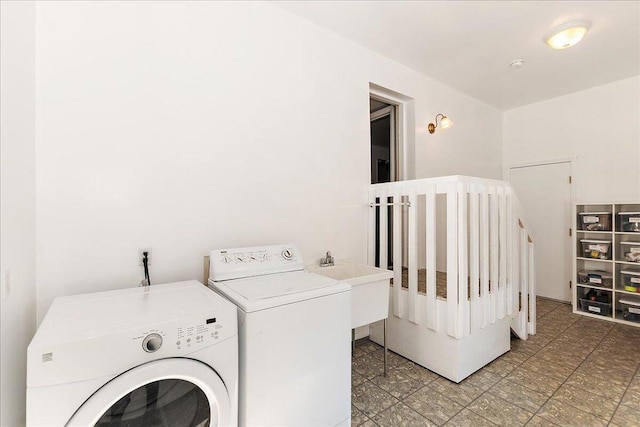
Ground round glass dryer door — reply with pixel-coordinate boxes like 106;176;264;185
67;359;230;427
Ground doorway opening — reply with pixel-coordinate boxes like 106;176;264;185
370;99;397;185
370;97;397;269
368;85;414;270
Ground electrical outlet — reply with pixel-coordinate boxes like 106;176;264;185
138;248;152;266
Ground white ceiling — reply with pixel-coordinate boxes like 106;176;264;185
274;1;640;110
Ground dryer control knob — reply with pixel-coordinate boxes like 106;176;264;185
142;333;163;353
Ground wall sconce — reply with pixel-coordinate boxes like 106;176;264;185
428;114;453;134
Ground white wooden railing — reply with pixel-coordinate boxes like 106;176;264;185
368;175;536;340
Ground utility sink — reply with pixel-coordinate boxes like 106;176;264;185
308;262;392;329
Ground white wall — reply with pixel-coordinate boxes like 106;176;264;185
0;2;37;426
34;1;504;320
504;76;640;203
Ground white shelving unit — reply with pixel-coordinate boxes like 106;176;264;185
573;203;640;327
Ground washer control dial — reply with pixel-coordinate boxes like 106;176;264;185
142;333;163;353
282;249;293;260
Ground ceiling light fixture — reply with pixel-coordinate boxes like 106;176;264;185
544;20;590;50
428;114;453;134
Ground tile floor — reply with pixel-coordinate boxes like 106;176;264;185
351;298;640;426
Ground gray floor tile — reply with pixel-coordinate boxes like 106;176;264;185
352;381;399;418
534;348;583;370
444;408;497;426
353;352;386;379
575;359;636;383
551;383;618;420
392;360;440;385
428;377;484;406
482;358;518;377
564;370;626;401
505;367;563;397
496;348;532;366
467;393;533;426
524;415;557;426
519;357;574;382
352;405;369;426
371;402;436;427
355;338;382;354
370;369;424;399
370;348;410;368
488;378;548;414
621;375;640;407
405;387;463;426
353;370;367;388
544;341;593;359
461;368;502;391
611;403;640;426
587;347;638;367
537;399;608;427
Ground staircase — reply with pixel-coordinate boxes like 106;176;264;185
367;175;536;382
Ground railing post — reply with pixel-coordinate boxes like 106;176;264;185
393;191;402;318
498;187;507;319
489;186;499;324
368;191;376;265
469;185;480;333
528;239;536;335
519;227;529;336
506;189;513;315
425;185;437;331
446;183;459;338
379;194;392;315
408;190;418;324
457;182;470;337
480;186;490;329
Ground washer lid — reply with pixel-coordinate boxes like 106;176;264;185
210;271;350;312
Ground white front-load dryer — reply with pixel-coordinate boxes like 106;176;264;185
27;280;238;427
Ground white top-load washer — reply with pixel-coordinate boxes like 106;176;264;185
27;280;238;427
208;244;351;427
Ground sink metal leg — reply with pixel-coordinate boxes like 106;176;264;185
383;318;388;377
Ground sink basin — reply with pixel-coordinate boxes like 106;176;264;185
308;262;392;329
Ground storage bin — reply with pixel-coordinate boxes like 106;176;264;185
580;239;611;260
620;270;640;293
578;212;612;231
577;270;612;288
579;298;612;316
618;296;640;322
618;212;640;232
579;288;611;317
620;241;640;263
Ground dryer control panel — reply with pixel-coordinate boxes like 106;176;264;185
210;244;303;282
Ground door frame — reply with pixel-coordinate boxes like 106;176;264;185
369;84;415;271
506;158;574;302
369;83;414;181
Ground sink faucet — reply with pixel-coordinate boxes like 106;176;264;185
320;251;334;267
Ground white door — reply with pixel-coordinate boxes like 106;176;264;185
67;359;230;427
510;162;572;302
